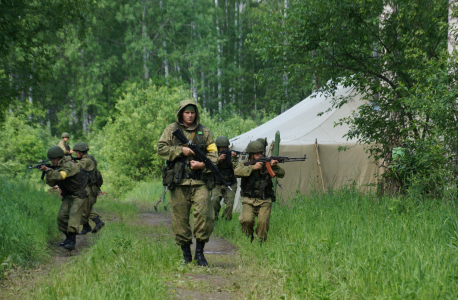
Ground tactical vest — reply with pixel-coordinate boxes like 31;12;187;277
240;165;274;200
58;169;89;198
215;156;236;185
80;155;102;188
169;123;208;182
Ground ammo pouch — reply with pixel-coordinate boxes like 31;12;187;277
203;173;215;190
58;170;88;198
162;162;176;189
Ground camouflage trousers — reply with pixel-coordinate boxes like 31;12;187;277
170;184;214;246
211;183;237;221
57;194;89;233
81;185;100;224
239;196;272;242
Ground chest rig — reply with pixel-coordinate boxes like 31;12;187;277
215;156;236;185
58;168;89;198
241;165;275;200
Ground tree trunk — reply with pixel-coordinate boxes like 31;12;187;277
142;0;149;80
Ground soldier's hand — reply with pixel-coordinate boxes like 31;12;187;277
271;160;279;167
39;165;49;171
254;162;263;170
190;160;204;170
182;147;195;157
231;151;237;157
70;149;74;154
218;153;226;161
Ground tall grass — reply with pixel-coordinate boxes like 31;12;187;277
0;177;60;276
214;188;458;298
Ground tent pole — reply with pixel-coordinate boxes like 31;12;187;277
273;131;280;197
315;139;325;192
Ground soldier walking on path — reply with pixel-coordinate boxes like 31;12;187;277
234;140;285;243
73;142;105;235
157;100;218;266
212;136;238;221
58;132;73;156
40;146;90;250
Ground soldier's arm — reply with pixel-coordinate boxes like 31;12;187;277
76;158;94;171
200;128;218;173
231;155;239;169
234;161;254;177
157;124;184;161
272;165;285;178
57;140;70;155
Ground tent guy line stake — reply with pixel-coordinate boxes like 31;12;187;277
315;139;325;193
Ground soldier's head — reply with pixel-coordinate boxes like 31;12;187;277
256;138;267;148
246;141;264;161
47;146;64;166
215;136;230;151
73;142;89;159
177;100;199;127
61;132;70;142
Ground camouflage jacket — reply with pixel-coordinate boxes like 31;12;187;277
76;154;99;189
215;150;238;185
45;156;81;187
57;139;71;155
45;156;89;198
157;99;218;186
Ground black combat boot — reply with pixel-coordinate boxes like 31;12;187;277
194;240;208;267
79;223;92;235
59;231;69;247
63;232;76;250
91;216;105;233
181;244;192;264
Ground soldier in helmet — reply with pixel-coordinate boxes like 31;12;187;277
234;140;285;243
58;132;73;156
73;142;105;235
212;136;238;221
39;146;90;250
157;100;218;266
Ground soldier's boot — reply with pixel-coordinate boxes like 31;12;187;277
194;240;208;267
91;216;105;233
79;223;92;235
181;244;192;264
59;231;69;247
250;234;254;243
63;232;76;250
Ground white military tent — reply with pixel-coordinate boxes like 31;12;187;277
229;85;380;211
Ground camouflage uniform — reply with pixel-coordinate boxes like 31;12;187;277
76;154;100;223
58;139;71;155
212;153;238;221
44;156;90;233
234;161;285;242
157;100;218;246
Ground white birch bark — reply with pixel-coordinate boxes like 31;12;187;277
449;0;458;55
142;0;149;80
216;0;222;115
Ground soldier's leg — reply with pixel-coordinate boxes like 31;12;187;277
211;186;223;220
255;202;272;242
89;185;100;220
57;197;71;233
67;195;87;234
170;186;193;245
191;184;214;243
239;201;256;236
221;184;237;221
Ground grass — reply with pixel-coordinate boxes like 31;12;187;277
0;177;60;277
213;188;458;299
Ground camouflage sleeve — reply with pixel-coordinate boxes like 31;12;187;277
157;124;183;161
45;169;64;186
231;155;239;169
76;157;94;171
272;165;285;178
57;140;70;155
234;161;254;177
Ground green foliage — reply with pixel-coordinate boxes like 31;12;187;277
0;178;60;278
214;188;458;298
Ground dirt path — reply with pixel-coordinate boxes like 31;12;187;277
138;213;249;300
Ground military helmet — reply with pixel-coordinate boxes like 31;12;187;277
61;132;70;138
246;141;264;154
256;138;267;147
47;146;65;159
215;136;230;147
73;142;89;152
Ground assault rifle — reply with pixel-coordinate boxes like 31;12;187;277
218;149;247;164
243;155;307;178
29;160;55;180
172;128;233;191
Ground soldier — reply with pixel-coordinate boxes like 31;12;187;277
234;140;285;243
58;132;73;156
39;146;89;250
212;136;238;221
157;100;218;266
73;142;105;235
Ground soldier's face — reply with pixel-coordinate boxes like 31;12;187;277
63;137;69;142
51;158;60;166
182;110;196;127
75;151;83;159
253;153;263;160
218;147;228;151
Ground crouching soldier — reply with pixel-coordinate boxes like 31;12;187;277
234;140;285;242
73;142;105;235
212;136;238;221
40;146;89;250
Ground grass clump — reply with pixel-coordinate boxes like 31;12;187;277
214;188;458;298
0;177;60;277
